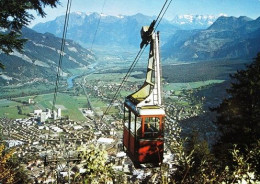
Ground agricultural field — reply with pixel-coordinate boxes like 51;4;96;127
164;80;225;91
0;99;28;119
0;82;56;99
0;93;89;121
0;71;227;122
0;54;250;123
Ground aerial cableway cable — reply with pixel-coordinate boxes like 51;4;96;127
100;0;173;121
46;1;72;179
90;0;107;52
154;0;169;26
101;45;148;119
155;0;173;31
52;0;72;112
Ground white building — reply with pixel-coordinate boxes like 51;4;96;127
57;108;61;118
34;109;43;116
46;108;51;118
40;112;48;122
97;137;114;144
28;98;34;104
53;110;57;120
83;109;94;117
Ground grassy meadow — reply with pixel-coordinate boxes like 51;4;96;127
0;93;88;121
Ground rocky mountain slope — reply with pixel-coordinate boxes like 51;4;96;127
0;27;95;85
33;12;260;62
162;16;260;61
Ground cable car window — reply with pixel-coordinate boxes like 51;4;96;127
127;111;141;135
135;117;141;135
144;117;160;138
124;107;129;128
129;111;134;133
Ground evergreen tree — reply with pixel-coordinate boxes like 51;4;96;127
213;53;260;172
0;0;59;69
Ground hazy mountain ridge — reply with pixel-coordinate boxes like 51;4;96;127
33;12;178;47
33;13;223;47
0;27;95;85
162;16;260;61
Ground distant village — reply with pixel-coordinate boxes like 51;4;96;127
0;104;177;183
0;83;218;183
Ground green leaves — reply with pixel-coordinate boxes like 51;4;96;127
214;52;260;149
166;53;260;183
76;144;114;183
0;62;5;69
0;32;27;54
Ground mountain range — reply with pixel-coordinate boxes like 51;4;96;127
162;16;260;61
1;13;260;86
33;12;260;61
171;14;219;29
33;12;179;47
0;27;95;85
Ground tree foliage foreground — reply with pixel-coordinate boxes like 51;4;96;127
213;53;260;166
0;144;31;184
163;53;260;183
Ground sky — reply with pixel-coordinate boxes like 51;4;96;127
29;0;260;27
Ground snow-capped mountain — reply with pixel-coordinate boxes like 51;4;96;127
33;12;230;48
32;12;178;47
171;14;227;29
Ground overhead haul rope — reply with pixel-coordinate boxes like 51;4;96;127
155;0;169;25
52;0;72;111
101;45;148;119
47;1;72;179
155;0;173;31
100;0;173;121
90;0;107;52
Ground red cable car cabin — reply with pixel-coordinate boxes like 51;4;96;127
123;23;165;167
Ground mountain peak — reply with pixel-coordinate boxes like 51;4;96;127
238;16;253;21
208;15;252;30
70;12;125;19
32;12;176;47
131;13;151;19
171;14;219;29
73;11;87;17
162;16;260;61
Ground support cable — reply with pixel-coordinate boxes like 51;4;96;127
155;0;169;24
49;0;72;180
90;0;107;52
52;0;72;111
100;0;173;121
155;0;173;31
101;45;147;120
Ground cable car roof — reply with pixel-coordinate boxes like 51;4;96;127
125;98;165;116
